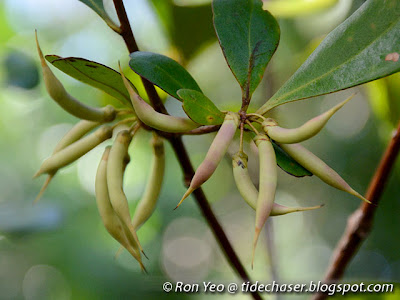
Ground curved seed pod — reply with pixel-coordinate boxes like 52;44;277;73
232;151;258;209
176;112;239;208
252;134;277;268
271;203;324;216
120;67;198;133
34;120;101;203
263;95;354;144
107;130;146;256
53;120;102;153
131;134;165;230
279;143;370;203
36;32;116;122
34;126;113;178
231;151;323;215
95;147;146;272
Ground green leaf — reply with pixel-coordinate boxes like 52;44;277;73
46;55;134;107
258;0;400;114
78;0;119;31
178;89;225;125
129;51;202;100
213;0;280;98
272;142;313;177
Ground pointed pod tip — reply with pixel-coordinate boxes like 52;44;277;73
334;93;356;111
351;190;372;204
118;63;124;75
34;31;46;66
141;263;148;274
304;204;325;211
175;187;195;210
33;174;55;204
114;246;124;260
142;250;149;260
251;227;261;270
33;170;42;179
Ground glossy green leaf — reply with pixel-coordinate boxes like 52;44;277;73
78;0;119;31
129;51;202;100
213;0;280;98
178;89;225;125
46;55;134;106
258;0;400;114
272;142;313;177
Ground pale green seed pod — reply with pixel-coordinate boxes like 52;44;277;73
131;134;165;230
231;151;323;215
106;130;145;256
120;67;198;133
95;147;146;272
36;32;116;122
34;125;113;178
252;134;277;268
34;120;101;203
263;95;354;144
176;112;240;208
232;151;258;209
271;203;324;216
53;120;102;153
279;143;370;203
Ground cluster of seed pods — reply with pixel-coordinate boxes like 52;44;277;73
34;31;370;271
175;94;370;268
34;34;173;271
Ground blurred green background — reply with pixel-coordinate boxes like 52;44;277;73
0;0;399;299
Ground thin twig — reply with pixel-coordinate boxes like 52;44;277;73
246;120;260;135
239;122;244;153
183;125;220;135
112;1;261;299
313;120;400;300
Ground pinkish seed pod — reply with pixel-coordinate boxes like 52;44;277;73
279;143;370;203
176;112;240;208
263;95;354;144
252;134;277;268
120;67;198;133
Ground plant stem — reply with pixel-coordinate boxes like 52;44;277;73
313;119;400;300
112;1;261;299
184;125;220;135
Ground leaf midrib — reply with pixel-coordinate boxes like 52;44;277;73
54;59;131;105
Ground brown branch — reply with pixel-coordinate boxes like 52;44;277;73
313;119;400;300
112;1;261;299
